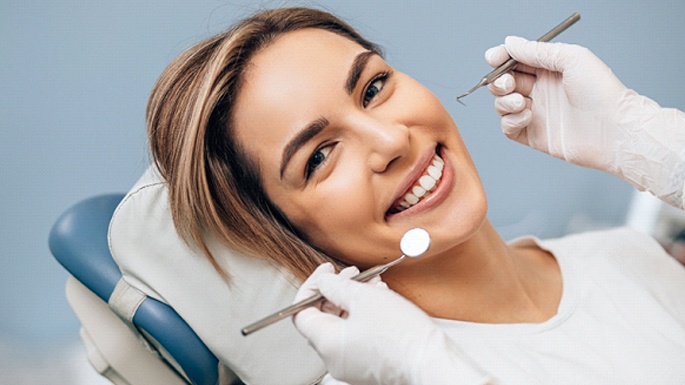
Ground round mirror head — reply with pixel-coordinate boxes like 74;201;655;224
400;228;431;258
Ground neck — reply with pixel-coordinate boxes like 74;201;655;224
382;220;560;324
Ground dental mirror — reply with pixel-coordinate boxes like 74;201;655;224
241;228;431;336
400;227;431;257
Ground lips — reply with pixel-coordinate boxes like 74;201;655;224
387;148;445;215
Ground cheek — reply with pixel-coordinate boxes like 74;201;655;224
284;176;383;262
397;80;454;130
280;173;372;235
408;85;470;154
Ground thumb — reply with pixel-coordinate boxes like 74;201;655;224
316;273;366;312
294;262;335;302
293;306;342;345
504;35;574;73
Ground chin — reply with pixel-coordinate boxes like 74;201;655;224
428;181;489;254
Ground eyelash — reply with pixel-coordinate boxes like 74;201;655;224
304;71;392;181
305;144;333;180
363;71;391;107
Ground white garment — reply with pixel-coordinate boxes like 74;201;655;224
436;227;685;384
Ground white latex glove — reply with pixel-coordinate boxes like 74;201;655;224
486;36;685;208
293;263;492;385
319;373;351;385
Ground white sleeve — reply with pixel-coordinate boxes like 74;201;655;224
632;106;685;209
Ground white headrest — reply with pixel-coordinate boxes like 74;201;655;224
108;165;325;385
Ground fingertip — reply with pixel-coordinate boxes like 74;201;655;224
520;108;533;122
501;109;532;136
315;262;335;274
494;93;525;115
296;263;336;302
494;74;514;92
511;93;525;111
505;35;529;46
488;73;515;96
501;120;521;138
484;47;496;62
484;44;506;66
339;265;360;279
366;274;382;285
365;275;389;290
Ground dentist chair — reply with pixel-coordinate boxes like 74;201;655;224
49;165;327;385
49;193;237;385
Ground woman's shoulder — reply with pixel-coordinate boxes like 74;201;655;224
540;227;685;290
511;226;680;279
583;226;655;243
535;226;667;261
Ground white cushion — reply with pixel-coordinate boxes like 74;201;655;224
108;165;325;385
66;277;189;385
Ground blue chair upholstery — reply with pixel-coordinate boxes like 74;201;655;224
49;194;224;385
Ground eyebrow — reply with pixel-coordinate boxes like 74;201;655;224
279;51;377;180
346;50;376;95
280;117;329;180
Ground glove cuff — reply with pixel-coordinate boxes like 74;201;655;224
612;92;685;209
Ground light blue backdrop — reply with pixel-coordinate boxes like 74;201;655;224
1;0;683;365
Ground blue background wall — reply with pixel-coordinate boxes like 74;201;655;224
1;0;683;378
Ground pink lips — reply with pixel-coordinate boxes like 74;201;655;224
386;146;454;220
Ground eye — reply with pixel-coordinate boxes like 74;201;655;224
363;72;389;107
305;144;333;180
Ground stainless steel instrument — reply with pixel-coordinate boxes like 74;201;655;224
241;228;431;336
456;12;581;105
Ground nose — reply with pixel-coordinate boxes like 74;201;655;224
353;115;410;173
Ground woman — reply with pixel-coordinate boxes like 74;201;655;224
294;35;685;385
146;7;685;384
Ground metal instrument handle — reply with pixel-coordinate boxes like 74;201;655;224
241;256;406;336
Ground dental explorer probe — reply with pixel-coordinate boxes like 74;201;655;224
241;228;431;336
456;12;580;105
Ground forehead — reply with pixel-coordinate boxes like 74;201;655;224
242;28;365;104
231;28;367;174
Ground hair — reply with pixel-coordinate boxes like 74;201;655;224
146;7;382;281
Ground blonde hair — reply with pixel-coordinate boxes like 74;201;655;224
146;7;381;281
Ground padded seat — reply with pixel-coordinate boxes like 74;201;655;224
49;194;233;385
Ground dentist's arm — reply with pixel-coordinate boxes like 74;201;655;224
293;263;493;385
486;36;685;208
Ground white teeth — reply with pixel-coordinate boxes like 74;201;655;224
404;193;419;205
391;153;444;213
427;165;441;179
433;157;444;170
419;175;435;191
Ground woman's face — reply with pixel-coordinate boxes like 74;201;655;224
233;28;487;268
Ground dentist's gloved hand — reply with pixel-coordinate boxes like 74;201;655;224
486;36;685;208
293;263;492;385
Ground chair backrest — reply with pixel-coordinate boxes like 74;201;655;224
49;194;221;385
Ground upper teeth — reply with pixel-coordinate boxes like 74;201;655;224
394;153;444;212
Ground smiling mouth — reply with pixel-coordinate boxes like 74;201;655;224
387;149;445;215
